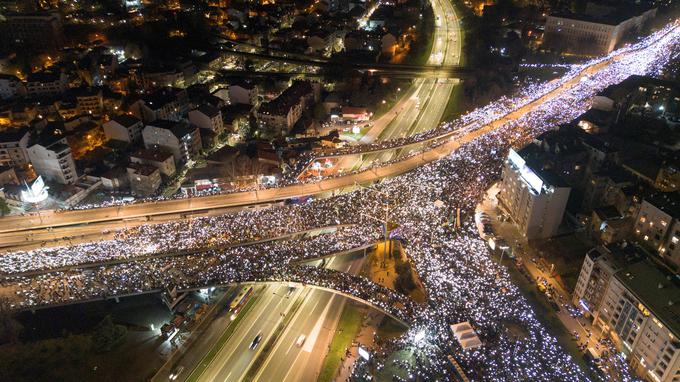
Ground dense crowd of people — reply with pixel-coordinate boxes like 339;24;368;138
3;20;678;382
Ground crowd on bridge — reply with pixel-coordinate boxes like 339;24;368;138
2;21;678;382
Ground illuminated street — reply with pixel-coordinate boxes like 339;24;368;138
1;0;679;381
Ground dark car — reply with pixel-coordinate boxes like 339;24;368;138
250;333;263;350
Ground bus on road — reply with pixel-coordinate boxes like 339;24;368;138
229;286;253;312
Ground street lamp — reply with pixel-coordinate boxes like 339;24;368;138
356;182;393;265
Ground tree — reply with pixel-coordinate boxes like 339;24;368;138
0;297;22;344
0;199;10;217
91;315;127;353
313;102;327;121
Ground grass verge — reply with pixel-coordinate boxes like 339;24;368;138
317;303;364;382
185;294;260;382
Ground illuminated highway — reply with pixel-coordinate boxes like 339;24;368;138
194;254;365;382
0;22;678;254
358;0;462;145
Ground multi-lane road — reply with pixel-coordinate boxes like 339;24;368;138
192;253;365;382
0;0;462;250
359;0;462;145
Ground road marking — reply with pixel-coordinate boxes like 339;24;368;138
250;288;314;381
309;300;320;315
201;285;279;381
303;294;336;353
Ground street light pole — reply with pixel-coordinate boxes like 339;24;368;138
355;182;392;265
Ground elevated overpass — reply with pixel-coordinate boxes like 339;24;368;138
4;264;420;325
1;23;676;241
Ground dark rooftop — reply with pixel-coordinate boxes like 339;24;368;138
615;260;680;337
130;148;173;162
111;114;141;128
258;81;314;117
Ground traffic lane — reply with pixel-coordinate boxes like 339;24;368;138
5;27;603;238
254;255;365;381
257;290;347;382
197;284;295;382
0;204;276;251
219;284;305;382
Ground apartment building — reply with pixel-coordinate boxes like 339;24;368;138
257;81;317;136
25;71;68;98
103;114;143;143
0;74;25;100
498;146;571;239
142;120;202;163
0;10;65;53
27;136;77;184
188;104;224;133
634;194;680;270
129;87;189;123
544;4;656;55
129;148;176;177
595;261;680;382
127;163;161;196
0;127;30;166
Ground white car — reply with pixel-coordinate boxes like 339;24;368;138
169;366;184;380
295;334;307;347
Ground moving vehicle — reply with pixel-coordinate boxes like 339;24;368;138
229;286;253;312
250;333;263;349
169;366;184;380
295;334;307;347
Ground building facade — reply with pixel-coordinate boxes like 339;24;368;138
498;148;571;239
188;104;224;133
142;120;202;163
634;195;680;270
0;128;30;167
103;114;143;143
594;261;680;382
543;6;657;55
27;137;77;184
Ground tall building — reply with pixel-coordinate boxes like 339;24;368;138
257;81;317;136
0;127;30;166
189;104;224;133
573;243;642;317
595;260;680;382
103;114;143;143
543;3;656;55
498;146;571;239
27;135;77;184
634;194;680;271
0;10;65;53
142;120;202;164
25;71;68;98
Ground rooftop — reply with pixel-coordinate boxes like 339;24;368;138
195;104;220;118
643;192;680;218
147;119;197;140
127;163;159;177
0;127;29;143
26;71;63;83
615;260;680;337
111;114;141;128
130;148;173;162
259;81;314;117
550;4;655;26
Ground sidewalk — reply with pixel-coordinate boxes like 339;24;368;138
334;310;383;382
476;184;625;380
